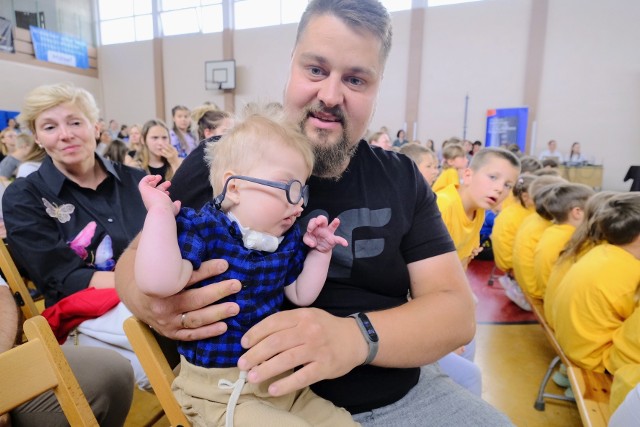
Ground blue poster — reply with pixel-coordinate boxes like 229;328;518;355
30;26;89;69
485;107;528;152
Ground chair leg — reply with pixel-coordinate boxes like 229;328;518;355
487;265;496;286
534;355;576;411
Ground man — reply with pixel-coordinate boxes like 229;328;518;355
0;279;134;426
115;0;512;424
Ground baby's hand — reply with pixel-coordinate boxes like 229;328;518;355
139;175;181;215
303;216;348;253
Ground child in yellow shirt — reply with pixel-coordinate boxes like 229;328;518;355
434;147;520;397
552;193;640;373
399;143;440;187
491;173;536;273
505;176;565;308
432;144;468;192
544;191;618;329
533;183;594;295
436;147;521;269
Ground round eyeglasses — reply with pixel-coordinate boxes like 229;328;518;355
213;175;310;210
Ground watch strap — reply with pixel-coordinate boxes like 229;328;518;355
349;312;379;365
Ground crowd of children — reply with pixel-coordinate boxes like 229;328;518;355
401;138;639;424
473;162;640;423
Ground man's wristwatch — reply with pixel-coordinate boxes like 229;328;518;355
348;312;379;365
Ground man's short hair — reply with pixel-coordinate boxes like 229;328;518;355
296;0;392;63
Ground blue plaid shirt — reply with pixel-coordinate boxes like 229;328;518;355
176;202;306;367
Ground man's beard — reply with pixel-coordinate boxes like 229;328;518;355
299;103;357;179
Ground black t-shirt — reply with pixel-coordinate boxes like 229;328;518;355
148;163;168;183
169;136;219;210
170;140;455;414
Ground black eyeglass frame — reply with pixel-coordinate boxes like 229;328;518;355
213;175;309;210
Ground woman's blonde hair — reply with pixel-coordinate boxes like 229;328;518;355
0;128;16;156
18;83;100;134
206;103;314;209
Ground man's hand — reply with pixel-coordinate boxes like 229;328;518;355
115;237;242;341
237;308;366;396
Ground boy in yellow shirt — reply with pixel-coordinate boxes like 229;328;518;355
434;146;520;397
399;143;440;187
436;147;521;269
432;143;468;192
533;183;594;295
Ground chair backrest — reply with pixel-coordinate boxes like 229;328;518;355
123;316;191;427
0;243;39;319
0;315;98;426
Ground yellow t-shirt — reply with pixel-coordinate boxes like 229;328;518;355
436;183;484;262
534;223;575;297
610;363;640;414
512;214;552;298
432;168;460;193
544;245;593;329
491;202;534;272
552;244;640;372
609;305;640;374
500;191;516;210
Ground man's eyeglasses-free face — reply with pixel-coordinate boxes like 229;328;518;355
213;175;310;210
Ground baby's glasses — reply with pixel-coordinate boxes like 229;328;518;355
213;175;310;209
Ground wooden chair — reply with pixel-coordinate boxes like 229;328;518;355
0;242;39;319
525;293;613;425
123;316;191;427
0;315;98;426
567;365;612;427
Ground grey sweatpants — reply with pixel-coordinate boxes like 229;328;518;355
353;364;513;427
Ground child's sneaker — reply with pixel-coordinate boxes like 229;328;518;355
505;283;532;311
564;385;574;399
497;275;512;290
552;370;570;388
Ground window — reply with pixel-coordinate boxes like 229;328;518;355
379;0;412;12
99;0;153;45
160;0;223;35
234;0;306;30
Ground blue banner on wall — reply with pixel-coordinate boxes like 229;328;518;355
30;26;89;69
485;107;528;153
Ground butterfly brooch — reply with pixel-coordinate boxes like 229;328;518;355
68;221;115;271
42;198;75;223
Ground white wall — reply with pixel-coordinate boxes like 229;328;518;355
0;60;101;114
162;32;225;122
99;40;156;125
418;0;530;147
535;0;640;191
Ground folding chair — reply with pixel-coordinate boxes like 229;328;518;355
0;242;39;319
0;315;99;426
124;316;191;427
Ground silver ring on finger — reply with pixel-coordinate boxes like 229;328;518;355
181;313;190;329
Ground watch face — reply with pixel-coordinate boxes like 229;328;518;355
358;313;379;342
